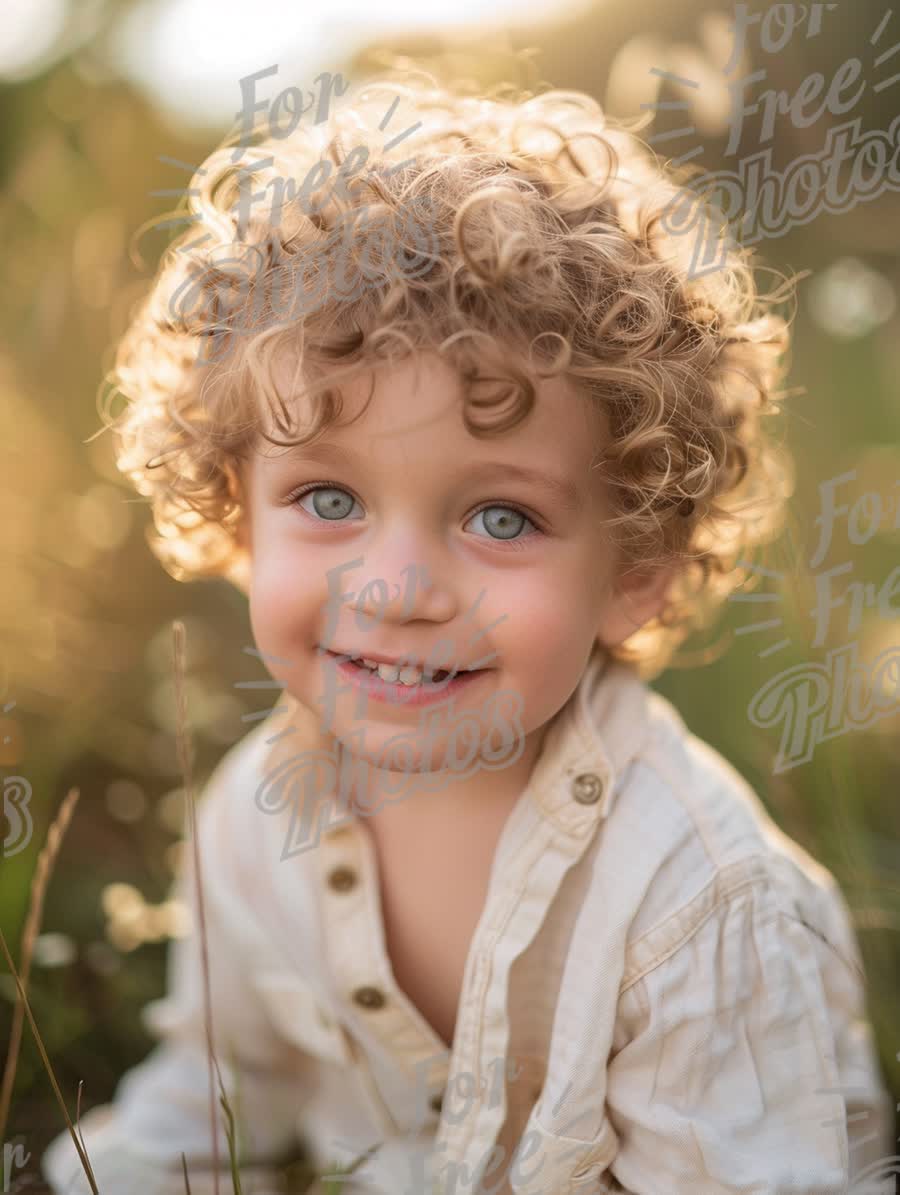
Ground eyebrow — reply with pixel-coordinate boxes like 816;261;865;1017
271;440;585;512
456;461;584;512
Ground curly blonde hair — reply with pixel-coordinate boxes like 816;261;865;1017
106;67;795;682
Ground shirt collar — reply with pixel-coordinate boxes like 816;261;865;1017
518;643;652;835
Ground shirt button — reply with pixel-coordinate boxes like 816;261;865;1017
327;865;358;892
352;985;386;1010
571;772;604;804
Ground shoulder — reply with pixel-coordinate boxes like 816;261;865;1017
594;681;854;983
185;711;320;927
192;714;279;848
559;674;893;1193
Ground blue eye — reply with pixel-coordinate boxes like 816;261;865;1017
294;485;363;521
467;504;536;542
288;485;539;545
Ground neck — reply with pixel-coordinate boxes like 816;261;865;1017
342;717;552;833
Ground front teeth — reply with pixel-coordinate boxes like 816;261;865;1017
378;661;424;686
352;657;433;686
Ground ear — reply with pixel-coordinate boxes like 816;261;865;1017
596;561;679;649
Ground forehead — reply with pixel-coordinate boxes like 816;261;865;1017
254;350;608;475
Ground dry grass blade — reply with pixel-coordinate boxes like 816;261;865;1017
173;619;221;1195
0;786;81;1143
0;926;99;1194
75;1080;91;1167
319;1143;382;1195
216;1062;243;1195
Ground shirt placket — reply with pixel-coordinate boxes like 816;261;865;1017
433;757;614;1195
313;818;452;1139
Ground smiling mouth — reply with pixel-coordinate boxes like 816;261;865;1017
321;648;484;689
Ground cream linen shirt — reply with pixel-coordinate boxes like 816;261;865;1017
42;648;895;1195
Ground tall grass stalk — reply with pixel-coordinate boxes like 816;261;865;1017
0;878;100;1190
0;783;99;1195
0;785;80;1142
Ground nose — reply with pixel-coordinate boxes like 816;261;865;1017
351;534;455;628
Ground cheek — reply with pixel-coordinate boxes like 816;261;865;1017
491;573;598;663
248;550;312;652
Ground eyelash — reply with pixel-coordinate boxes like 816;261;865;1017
284;481;543;549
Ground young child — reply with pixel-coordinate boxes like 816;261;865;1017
43;70;895;1194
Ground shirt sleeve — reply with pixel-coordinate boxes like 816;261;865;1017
600;874;896;1195
41;755;310;1195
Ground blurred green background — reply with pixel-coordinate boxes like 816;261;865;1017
1;0;898;1185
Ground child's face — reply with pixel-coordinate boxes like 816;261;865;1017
239;350;672;774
